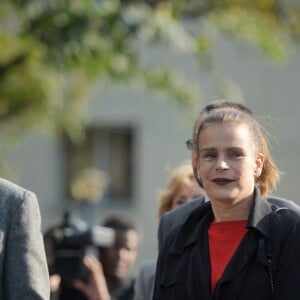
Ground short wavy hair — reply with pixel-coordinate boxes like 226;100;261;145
158;163;197;218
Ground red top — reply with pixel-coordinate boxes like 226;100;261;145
208;220;248;292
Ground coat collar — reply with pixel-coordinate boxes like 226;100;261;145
169;188;274;254
246;189;274;237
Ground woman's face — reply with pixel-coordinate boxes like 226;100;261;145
171;181;206;210
196;122;263;205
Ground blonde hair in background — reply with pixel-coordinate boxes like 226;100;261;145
158;162;196;218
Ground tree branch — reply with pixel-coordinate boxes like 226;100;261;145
0;53;27;78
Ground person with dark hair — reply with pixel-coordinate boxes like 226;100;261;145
0;178;50;299
100;215;140;300
72;214;140;300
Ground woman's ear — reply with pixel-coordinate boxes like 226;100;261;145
192;152;204;187
255;152;264;177
192;152;199;175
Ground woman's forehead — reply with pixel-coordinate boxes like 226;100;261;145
200;121;250;135
198;122;254;147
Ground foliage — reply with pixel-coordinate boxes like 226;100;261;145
0;0;299;143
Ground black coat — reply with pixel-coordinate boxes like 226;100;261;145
153;192;300;300
158;194;300;251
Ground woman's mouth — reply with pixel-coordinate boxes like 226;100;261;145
212;178;235;185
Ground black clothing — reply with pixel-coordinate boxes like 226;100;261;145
51;278;135;300
153;192;300;300
158;195;300;250
52;282;87;300
110;278;135;300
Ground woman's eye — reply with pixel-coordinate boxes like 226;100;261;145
175;198;187;206
228;152;243;159
202;152;216;159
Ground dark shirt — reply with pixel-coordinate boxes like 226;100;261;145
51;278;135;300
110;278;135;300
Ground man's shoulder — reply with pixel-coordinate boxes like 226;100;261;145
163;197;205;224
158;197;206;250
137;258;157;284
0;177;27;193
268;195;300;215
139;258;157;274
0;177;35;207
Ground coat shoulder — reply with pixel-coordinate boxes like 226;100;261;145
0;177;36;210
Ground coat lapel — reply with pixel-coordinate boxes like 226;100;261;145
166;189;274;299
217;191;274;286
168;202;213;299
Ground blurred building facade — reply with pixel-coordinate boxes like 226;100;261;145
7;36;300;271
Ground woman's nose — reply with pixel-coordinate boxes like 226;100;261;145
215;156;229;170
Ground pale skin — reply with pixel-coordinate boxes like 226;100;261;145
195;122;264;222
170;181;206;210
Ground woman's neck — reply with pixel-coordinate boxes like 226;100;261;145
210;196;253;222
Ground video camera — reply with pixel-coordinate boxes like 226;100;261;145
44;212;115;281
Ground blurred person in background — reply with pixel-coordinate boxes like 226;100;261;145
133;163;206;300
70;214;140;300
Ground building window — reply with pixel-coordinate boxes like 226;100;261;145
63;126;134;203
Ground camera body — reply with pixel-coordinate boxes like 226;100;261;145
45;212;115;281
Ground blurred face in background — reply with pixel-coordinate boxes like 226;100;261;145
170;181;206;210
100;229;139;282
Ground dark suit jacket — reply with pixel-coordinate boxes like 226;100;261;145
158;195;300;251
0;178;50;299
